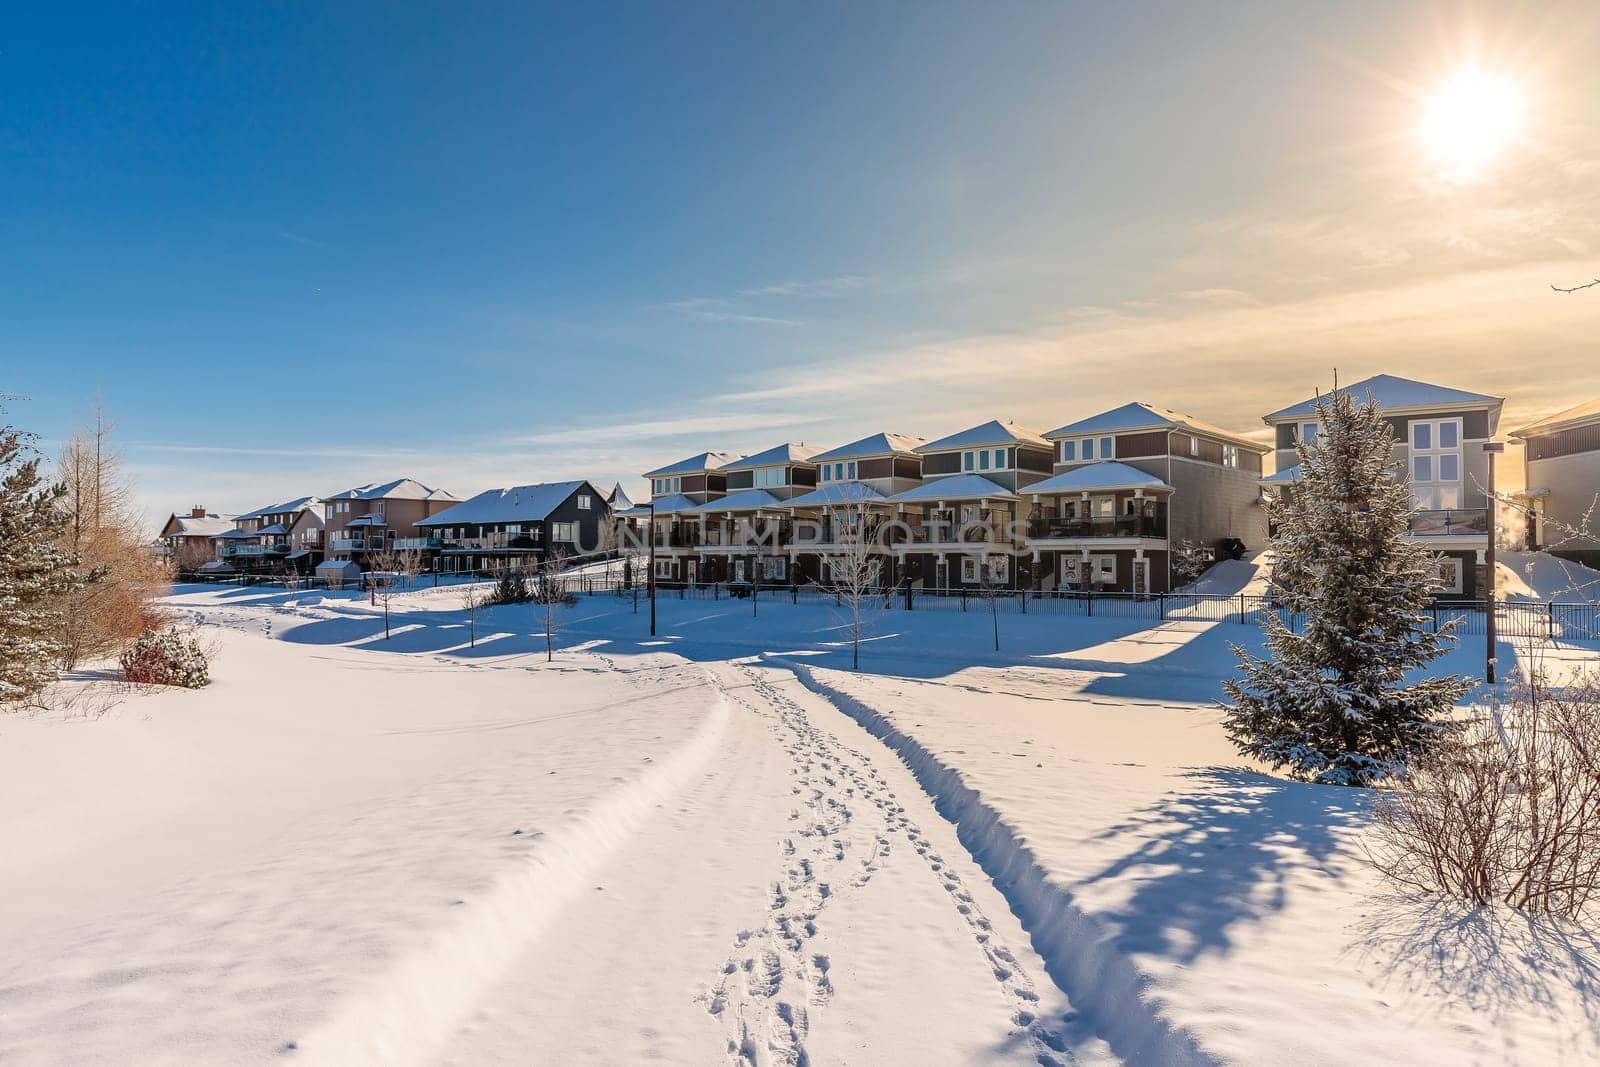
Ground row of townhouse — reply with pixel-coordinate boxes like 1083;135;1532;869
625;375;1600;600
163;477;626;577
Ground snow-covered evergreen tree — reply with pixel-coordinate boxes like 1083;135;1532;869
1221;388;1469;785
0;415;94;703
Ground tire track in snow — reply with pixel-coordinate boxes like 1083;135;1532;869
777;658;1218;1067
289;666;733;1067
706;662;1075;1067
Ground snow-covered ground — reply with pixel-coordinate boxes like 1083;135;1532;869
2;581;1598;1065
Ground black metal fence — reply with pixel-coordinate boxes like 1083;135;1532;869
175;570;1600;643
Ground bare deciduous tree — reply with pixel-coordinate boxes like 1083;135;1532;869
970;552;1008;653
819;505;879;670
461;576;485;649
534;549;572;662
366;545;418;640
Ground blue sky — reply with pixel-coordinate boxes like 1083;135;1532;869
5;3;1599;522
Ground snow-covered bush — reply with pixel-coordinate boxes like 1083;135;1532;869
1369;670;1600;918
119;626;211;688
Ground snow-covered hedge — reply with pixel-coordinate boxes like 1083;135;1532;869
119;627;211;689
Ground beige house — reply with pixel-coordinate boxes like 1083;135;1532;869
1510;399;1600;568
157;507;236;571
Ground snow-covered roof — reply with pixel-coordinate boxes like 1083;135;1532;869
720;443;822;470
254;523;290;535
417;481;592;527
1265;375;1503;422
237;496;321;521
783;482;889;508
606;482;635;510
1023;462;1174;495
1511;398;1600;439
810;432;927;462
197;560;234;572
620;492;699;516
1047;403;1263;452
645;452;736;478
346;514;389;527
884;474;1016;503
315;559;362;575
917;420;1050;453
325;479;457;502
1261;465;1303;485
164;513;236;538
687;488;785;514
212;528;258;540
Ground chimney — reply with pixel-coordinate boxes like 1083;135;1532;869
191;506;207;518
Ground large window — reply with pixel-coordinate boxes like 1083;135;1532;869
1059;436;1114;463
577;494;592;510
962;448;1008;473
1434;557;1464;594
552;522;576;542
651;476;682;496
752;467;788;489
820;461;858;483
1410;418;1463;510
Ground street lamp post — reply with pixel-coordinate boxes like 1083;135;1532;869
1484;442;1504;684
646;500;657;637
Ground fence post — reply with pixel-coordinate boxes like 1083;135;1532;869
1021;587;1028;614
1159;592;1166;621
961;590;967;612
1548;599;1555;640
905;580;912;612
793;585;798;605
1087;590;1093;617
1239;592;1246;625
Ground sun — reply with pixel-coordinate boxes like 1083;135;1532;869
1419;68;1521;173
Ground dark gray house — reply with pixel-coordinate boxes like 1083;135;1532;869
418;480;611;573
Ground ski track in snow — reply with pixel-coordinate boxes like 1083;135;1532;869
707;661;1076;1067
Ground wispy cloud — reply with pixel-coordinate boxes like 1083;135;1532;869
653;298;801;326
507;411;824;447
736;275;868;298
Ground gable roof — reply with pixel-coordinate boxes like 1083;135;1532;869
1511;398;1600;439
619;492;698;516
721;442;822;470
1023;461;1174;495
645;451;736;478
1264;375;1503;422
325;478;458;502
237;495;322;521
1047;402;1264;452
884;474;1016;503
917;419;1050;453
783;482;890;508
417;480;595;527
810;432;926;462
160;513;236;539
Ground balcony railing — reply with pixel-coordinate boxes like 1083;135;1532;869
898;521;1010;545
332;537;381;552
1407;509;1488;537
1026;515;1167;540
394;536;443;550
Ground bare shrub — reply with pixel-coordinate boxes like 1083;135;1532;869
1368;669;1600;919
119;626;212;689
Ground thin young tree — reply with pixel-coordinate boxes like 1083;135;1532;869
367;545;409;639
1222;388;1470;786
971;553;1007;653
461;575;485;649
819;504;879;670
535;548;570;662
0;405;98;703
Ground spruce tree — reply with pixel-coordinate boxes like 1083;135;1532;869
1222;388;1469;785
0;414;94;703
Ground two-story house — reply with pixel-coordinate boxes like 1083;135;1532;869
418;480;611;574
1262;374;1505;599
686;443;820;585
783;432;926;587
213;496;325;575
884;420;1055;591
322;478;460;568
157;507;236;572
1509;399;1600;568
1024;403;1268;593
634;451;735;584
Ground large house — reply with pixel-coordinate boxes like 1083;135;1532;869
1510;398;1600;568
784;431;926;587
157;507;236;571
213;496;325;575
417;480;612;573
633;451;736;583
321;479;459;566
686;443;820;585
1262;374;1505;599
884;420;1055;591
1026;403;1269;593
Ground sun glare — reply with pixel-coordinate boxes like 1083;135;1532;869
1419;68;1521;174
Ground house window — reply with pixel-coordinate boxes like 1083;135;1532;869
1094;496;1115;518
762;557;786;581
1409;418;1464;511
1060;439;1075;462
1091;554;1117;584
963;451;975;472
1222;445;1239;468
961;556;978;582
1189;436;1200;457
552;522;576;542
1435;557;1464;594
753;467;788;489
978;450;990;471
1082;438;1096;461
1299;422;1319;448
988;556;1009;583
577;494;592;510
652;476;682;496
655;559;674;578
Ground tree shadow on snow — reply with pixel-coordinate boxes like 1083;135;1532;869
1083;768;1365;965
1347;893;1600;1044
